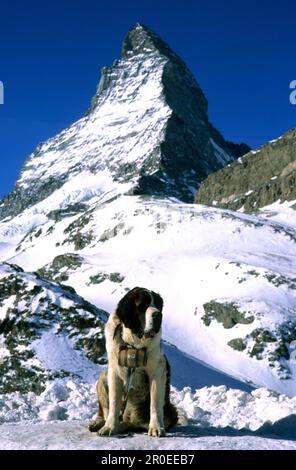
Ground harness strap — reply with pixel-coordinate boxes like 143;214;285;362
113;322;142;420
120;367;135;420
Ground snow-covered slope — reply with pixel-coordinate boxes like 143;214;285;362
1;195;296;396
0;262;107;395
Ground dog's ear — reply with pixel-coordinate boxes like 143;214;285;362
151;291;164;312
116;288;142;332
129;287;144;306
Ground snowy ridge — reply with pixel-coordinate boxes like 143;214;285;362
18;53;170;190
210;138;233;165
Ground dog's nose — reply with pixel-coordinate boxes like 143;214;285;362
146;307;161;317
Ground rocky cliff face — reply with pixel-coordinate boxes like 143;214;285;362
0;24;248;221
195;128;296;212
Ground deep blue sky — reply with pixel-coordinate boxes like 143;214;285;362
0;0;295;198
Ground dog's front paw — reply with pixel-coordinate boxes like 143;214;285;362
98;421;120;436
88;418;105;432
148;423;165;437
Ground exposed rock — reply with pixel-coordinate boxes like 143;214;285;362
37;254;83;283
202;298;296;380
195;128;296;212
202;300;254;328
0;263;107;394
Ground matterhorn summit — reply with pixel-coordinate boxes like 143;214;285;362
0;23;248;221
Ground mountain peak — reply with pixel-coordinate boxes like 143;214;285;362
0;25;249;220
122;23;176;59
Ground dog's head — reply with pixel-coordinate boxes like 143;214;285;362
116;287;163;339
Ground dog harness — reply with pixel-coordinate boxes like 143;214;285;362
113;324;148;419
113;324;148;368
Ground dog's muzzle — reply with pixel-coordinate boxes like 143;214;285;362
144;307;162;338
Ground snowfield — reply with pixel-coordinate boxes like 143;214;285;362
1;194;296;449
2;196;296;395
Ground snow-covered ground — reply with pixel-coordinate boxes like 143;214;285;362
0;340;252;424
1;341;296;450
260;199;296;227
1;420;296;450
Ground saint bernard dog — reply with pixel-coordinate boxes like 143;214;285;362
89;287;181;437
